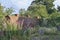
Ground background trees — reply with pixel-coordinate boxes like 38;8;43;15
27;0;60;27
0;0;60;27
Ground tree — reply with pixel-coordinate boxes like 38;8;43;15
28;4;49;18
0;4;5;27
27;0;59;27
23;10;32;17
57;6;60;12
0;4;4;18
5;7;14;15
28;0;55;14
19;9;26;16
48;12;60;26
0;4;4;21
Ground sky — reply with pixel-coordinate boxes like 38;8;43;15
0;0;33;13
0;0;60;13
53;0;60;8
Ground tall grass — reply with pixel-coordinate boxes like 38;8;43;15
0;19;60;40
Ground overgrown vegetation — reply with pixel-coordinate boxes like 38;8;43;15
0;0;60;40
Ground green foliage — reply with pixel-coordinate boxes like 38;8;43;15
28;4;49;18
19;9;26;16
0;4;4;18
31;0;54;14
5;8;14;15
48;12;60;26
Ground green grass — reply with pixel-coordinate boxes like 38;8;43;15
0;21;60;40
